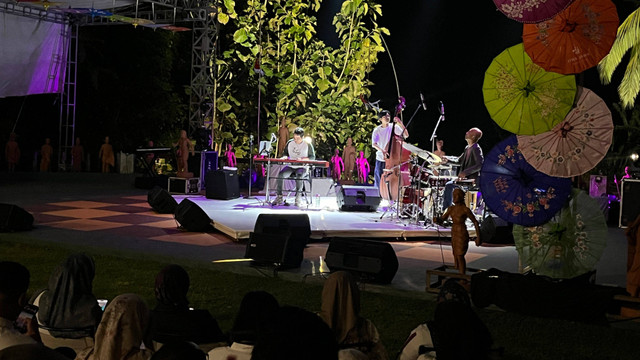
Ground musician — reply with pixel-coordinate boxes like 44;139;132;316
371;110;409;192
272;127;316;207
441;127;484;209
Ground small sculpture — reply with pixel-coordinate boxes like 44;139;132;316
343;137;356;181
355;151;370;184
330;148;344;181
225;144;237;167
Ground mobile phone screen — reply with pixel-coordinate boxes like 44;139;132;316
97;299;108;311
14;304;38;334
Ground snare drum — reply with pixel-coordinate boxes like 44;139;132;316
409;165;432;183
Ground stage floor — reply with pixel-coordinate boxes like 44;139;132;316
174;194;475;241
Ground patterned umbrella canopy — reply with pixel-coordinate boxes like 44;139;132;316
479;135;572;227
517;87;613;177
523;0;619;75
483;43;577;135
513;188;607;278
493;0;575;23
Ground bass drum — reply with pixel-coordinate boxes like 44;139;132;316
402;186;425;207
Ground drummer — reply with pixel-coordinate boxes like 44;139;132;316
440;127;484;209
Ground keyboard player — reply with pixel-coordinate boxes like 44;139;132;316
441;127;484;209
272;127;316;207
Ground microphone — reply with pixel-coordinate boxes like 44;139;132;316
439;101;445;119
420;93;427;111
250;134;254;142
270;133;277;142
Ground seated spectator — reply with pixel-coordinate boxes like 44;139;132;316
252;305;338;360
397;279;493;360
150;341;206;360
75;293;153;360
147;264;224;346
319;271;387;360
0;261;73;359
31;254;102;338
208;291;279;360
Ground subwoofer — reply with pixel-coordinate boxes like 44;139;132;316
174;199;212;232
324;237;398;284
245;214;310;269
147;186;178;214
620;179;640;227
336;185;381;212
0;204;34;232
206;169;240;200
480;213;514;244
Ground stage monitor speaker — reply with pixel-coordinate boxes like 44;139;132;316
480;213;514;244
324;237;398;284
336;185;381;212
174;199;212;232
246;214;310;269
206;169;239;200
0;203;34;232
620;179;640;227
147;186;178;214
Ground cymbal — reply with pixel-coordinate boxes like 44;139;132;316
428;164;451;170
402;143;441;163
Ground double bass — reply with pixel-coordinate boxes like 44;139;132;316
379;97;411;201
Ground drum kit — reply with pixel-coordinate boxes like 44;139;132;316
394;143;458;224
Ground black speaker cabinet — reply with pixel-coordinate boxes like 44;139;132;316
245;214;311;269
147;186;178;214
0;204;34;232
174;199;212;232
325;238;398;284
620;179;640;228
206;170;240;200
480;213;514;244
336;185;381;212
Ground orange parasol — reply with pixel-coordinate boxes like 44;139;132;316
522;0;618;75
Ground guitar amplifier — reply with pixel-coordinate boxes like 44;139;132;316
168;177;200;194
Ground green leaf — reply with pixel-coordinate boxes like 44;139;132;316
316;78;330;92
218;13;230;25
233;29;248;43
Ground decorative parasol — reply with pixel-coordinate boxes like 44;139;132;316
513;188;608;278
479;135;572;227
523;0;619;75
483;43;577;135
517;87;613;177
493;0;575;23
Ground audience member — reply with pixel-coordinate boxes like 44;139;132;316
319;271;387;360
208;291;279;360
150;341;206;360
5;132;20;172
252;305;338;360
397;279;493;360
626;214;640;297
148;265;225;346
0;261;72;359
75;293;153;360
31;254;102;338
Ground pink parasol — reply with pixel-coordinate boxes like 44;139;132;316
493;0;575;23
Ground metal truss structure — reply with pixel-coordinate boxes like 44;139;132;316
0;0;218;168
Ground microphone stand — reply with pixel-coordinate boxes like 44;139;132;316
429;111;445;153
247;135;254;198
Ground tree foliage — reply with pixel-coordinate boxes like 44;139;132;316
214;0;388;160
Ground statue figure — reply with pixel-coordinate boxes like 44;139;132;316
355;151;370;184
343;137;356;181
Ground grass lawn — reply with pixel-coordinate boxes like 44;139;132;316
2;233;640;360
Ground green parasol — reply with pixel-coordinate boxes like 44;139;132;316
483;43;577;135
513;189;607;279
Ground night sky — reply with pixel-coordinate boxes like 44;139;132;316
0;0;636;167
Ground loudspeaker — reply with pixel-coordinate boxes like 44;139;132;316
336;185;381;212
206;170;240;200
480;213;514;244
620;179;640;227
174;199;212;232
147;186;178;214
200;151;218;190
245;214;310;269
0;204;34;232
324;238;398;284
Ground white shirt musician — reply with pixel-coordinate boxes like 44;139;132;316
441;128;484;209
272;127;316;207
371;110;408;191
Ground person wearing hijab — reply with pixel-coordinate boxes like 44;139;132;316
33;254;102;338
147;264;224;346
397;279;493;360
75;293;153;360
319;271;387;360
208;291;279;360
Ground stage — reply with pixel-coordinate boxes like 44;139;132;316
172;193;476;241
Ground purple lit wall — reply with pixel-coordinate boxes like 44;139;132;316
0;13;67;98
